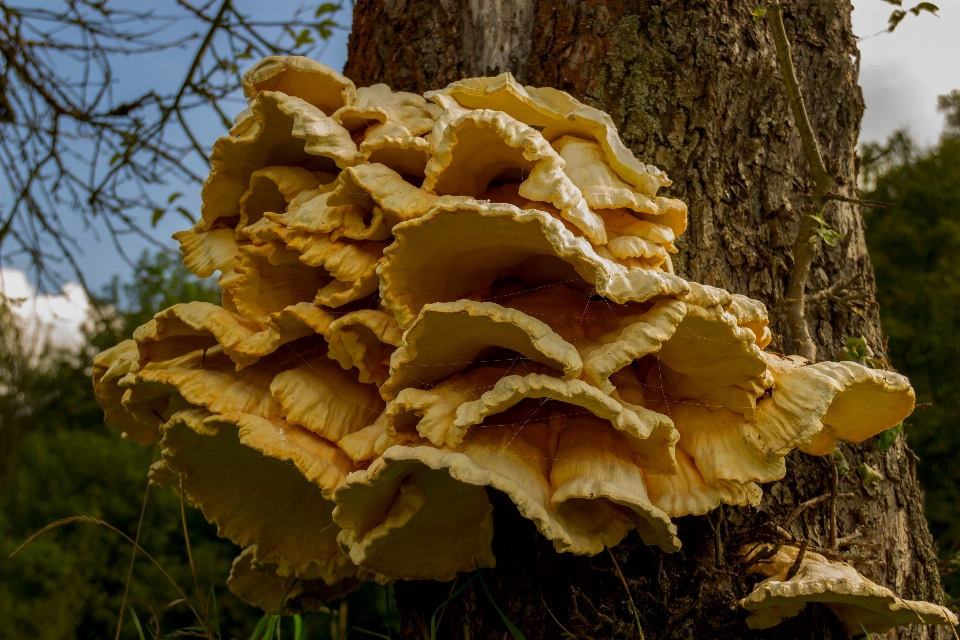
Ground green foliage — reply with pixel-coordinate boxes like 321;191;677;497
808;212;842;247
0;252;398;639
836;336;886;369
877;422;902;451
939;90;960;139
861;96;960;593
0;252;254;639
881;0;940;31
858;463;883;486
831;449;850;477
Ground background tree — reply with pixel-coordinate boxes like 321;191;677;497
0;0;344;290
862;92;960;597
345;1;948;638
0;252;400;639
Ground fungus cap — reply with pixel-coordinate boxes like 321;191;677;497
241;55;356;116
741;545;957;635
161;409;357;580
379;200;688;328
425;73;669;195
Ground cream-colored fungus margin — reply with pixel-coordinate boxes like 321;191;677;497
161;409;358;582
227;546;363;613
423;109;607;244
378;200;689;328
425;72;669;196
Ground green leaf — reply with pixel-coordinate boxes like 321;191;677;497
877;422;902;451
858;463;883;486
751;7;765;21
293;614;304;640
315;2;340;17
888;9;907;31
353;627;391;639
109;152;123;166
316;18;337;39
817;227;842;246
843;336;869;361
807;213;826;225
128;606;147;640
166;191;183;204
292;28;315;47
175;206;196;224
831;449;850;476
909;2;939;16
476;569;526;640
430;573;479;640
151;207;166;227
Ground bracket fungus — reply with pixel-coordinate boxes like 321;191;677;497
741;545;957;635
89;55;950;633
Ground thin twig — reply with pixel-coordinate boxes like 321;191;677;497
179;474;212;638
837;528;863;547
606;548;644;640
828;456;839;549
785;539;808;580
825;192;894;209
766;1;836;361
540;595;576;639
783;492;856;529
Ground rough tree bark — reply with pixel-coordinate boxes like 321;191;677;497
345;1;948;638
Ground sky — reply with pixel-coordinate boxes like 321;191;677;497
853;0;960;147
1;1;957;349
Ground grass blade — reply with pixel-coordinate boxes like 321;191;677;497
384;584;394;639
476;569;525;640
250;614;274;640
116;456;154;640
607;548;644;639
293;614;304;640
431;573;480;640
129;606;148;640
210;586;221;640
353;627;390;639
179;474;212;637
10;515;205;630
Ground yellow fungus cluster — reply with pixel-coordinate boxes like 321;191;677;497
91;56;949;633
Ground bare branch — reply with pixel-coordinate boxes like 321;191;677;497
825;191;894;210
765;2;836;361
0;0;345;289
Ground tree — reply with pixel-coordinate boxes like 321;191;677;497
0;252;258;640
345;1;947;638
1;250;401;639
0;0;344;290
861;97;960;594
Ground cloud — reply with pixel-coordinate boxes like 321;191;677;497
0;268;92;354
853;0;960;147
858;62;944;146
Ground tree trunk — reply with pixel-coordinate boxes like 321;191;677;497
345;1;948;638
